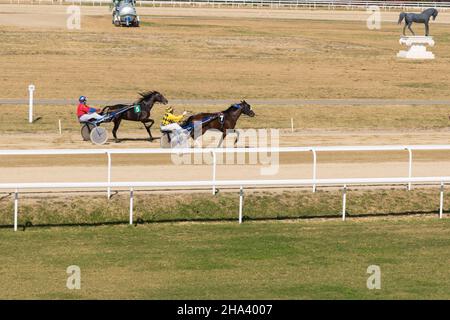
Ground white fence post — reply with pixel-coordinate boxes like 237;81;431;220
129;188;134;225
312;148;317;192
407;147;413;190
28;84;35;123
290;118;294;133
58;119;62;135
212;151;217;195
239;186;244;224
14;189;18;232
342;185;347;221
107;152;111;199
439;182;444;219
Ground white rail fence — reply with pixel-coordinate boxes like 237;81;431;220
1;145;449;230
5;0;450;10
2;177;449;231
1;145;450;195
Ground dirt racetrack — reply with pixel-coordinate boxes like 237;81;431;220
1;5;450;189
1;128;450;187
2;5;450;26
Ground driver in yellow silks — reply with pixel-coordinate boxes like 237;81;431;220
160;106;187;133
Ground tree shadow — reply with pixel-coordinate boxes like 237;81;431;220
0;209;447;231
245;209;448;222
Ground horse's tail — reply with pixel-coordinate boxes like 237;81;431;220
398;12;406;24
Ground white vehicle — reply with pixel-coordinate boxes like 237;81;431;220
112;0;140;27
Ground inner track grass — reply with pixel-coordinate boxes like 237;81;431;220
0;217;449;299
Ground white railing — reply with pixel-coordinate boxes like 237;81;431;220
2;176;448;231
4;0;450;10
132;0;450;10
1;144;450;196
1;144;449;230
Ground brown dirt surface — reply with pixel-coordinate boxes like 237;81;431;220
1;5;450;101
1;5;449;189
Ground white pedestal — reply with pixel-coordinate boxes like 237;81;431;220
397;36;435;60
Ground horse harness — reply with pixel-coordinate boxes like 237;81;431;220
217;104;241;129
181;103;241;132
218;112;225;129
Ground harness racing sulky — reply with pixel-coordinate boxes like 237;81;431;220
80;91;168;145
160;100;255;148
78;94;253;147
80;104;136;145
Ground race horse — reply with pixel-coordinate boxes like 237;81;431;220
181;100;255;147
398;8;438;36
102;91;168;142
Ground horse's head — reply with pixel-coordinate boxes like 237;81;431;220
432;9;438;20
239;100;255;117
138;91;168;107
154;91;168;105
424;8;439;20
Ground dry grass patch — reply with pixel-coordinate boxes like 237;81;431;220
1;16;450;100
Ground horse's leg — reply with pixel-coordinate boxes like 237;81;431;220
189;130;199;148
425;22;429;36
403;24;407;36
147;118;155;141
408;23;415;36
141;119;154;141
112;118;122;143
217;131;226;148
147;118;155;131
191;135;199;148
233;129;240;147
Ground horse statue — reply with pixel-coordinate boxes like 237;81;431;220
102;91;168;143
178;100;255;147
398;8;438;36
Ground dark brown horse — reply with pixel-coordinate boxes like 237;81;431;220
102;91;168;142
182;100;255;147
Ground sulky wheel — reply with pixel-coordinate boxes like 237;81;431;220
90;126;108;145
81;122;95;141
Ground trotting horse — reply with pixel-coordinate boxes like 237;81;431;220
398;8;438;36
181;100;255;147
102;91;168;142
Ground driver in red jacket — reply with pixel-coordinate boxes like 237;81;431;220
77;96;103;122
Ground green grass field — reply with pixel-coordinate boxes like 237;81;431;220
1;218;449;299
0;188;449;299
